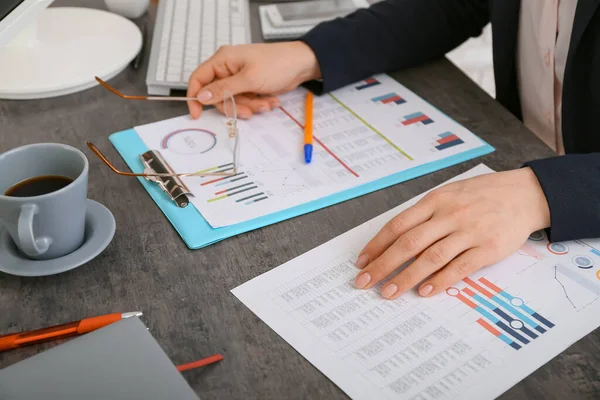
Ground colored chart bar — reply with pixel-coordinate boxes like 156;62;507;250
476;319;521;350
463;278;542;331
236;192;266;203
450;289;529;344
215;173;246;186
197;163;234;174
435;132;464;150
371;92;406;105
198;165;236;188
590;248;600;257
437;135;462;145
214;182;253;195
245;196;268;205
355;77;381;90
402;112;434;126
207;186;258;203
478;277;555;329
463;288;537;340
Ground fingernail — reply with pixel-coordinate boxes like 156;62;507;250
381;284;398;299
197;91;213;102
419;284;434;297
259;106;269;113
354;272;371;289
355;254;369;269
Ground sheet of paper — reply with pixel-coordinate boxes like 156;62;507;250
135;74;489;227
232;164;600;400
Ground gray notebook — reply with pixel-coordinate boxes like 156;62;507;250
0;317;200;400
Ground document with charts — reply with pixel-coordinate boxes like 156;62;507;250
232;164;600;400
134;74;491;228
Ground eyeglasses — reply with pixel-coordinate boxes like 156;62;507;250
88;77;240;179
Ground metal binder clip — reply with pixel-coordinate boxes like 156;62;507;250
140;150;191;208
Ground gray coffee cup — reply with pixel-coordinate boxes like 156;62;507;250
0;143;88;260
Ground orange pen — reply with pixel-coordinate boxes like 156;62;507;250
304;91;314;163
0;311;142;353
176;354;224;372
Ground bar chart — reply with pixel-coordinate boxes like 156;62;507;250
435;132;464;150
401;112;434;126
355;77;381;90
371;92;406;105
447;277;554;350
198;166;268;205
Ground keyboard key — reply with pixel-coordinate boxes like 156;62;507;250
232;27;246;45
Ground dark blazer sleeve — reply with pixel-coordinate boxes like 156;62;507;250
300;0;490;93
524;154;600;242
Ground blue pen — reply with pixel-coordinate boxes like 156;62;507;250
304;92;313;163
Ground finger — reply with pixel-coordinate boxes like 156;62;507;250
215;102;253;119
234;95;273;113
188;58;218;91
355;219;454;290
417;247;491;298
355;203;434;269
187;77;203;119
379;233;474;299
197;73;252;106
270;98;281;109
259;95;280;108
187;53;226;118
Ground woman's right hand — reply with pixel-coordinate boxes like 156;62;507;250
187;41;321;119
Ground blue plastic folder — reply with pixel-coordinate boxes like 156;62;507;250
109;129;494;249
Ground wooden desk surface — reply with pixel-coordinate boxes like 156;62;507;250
0;1;598;398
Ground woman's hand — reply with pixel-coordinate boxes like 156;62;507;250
187;41;321;119
354;167;551;299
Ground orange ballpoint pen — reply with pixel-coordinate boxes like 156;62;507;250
0;311;142;353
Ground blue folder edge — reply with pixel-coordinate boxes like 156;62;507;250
109;129;494;249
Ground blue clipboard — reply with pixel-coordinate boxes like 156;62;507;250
109;129;494;249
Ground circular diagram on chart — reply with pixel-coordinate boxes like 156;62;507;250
572;255;594;269
509;319;524;330
160;129;217;154
446;287;460;297
510;297;525;307
547;242;569;255
528;230;546;241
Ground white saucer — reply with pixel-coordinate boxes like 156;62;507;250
0;200;116;277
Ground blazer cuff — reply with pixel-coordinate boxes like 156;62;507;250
299;24;355;94
523;155;600;242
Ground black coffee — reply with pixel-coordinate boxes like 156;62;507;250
4;175;73;197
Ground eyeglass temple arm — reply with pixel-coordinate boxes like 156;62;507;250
94;77;197;101
86;142;141;176
86;142;237;177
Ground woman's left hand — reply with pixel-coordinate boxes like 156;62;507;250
353;167;551;299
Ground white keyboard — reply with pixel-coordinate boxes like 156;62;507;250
146;0;251;95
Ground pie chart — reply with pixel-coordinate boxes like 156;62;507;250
161;129;217;154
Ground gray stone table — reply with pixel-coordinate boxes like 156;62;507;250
0;0;598;399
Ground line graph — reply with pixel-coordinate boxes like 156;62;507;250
258;166;313;198
554;265;577;309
